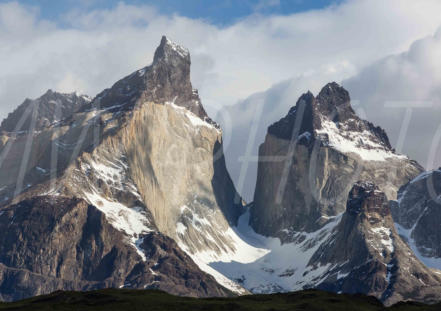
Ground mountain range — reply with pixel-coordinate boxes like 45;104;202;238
0;36;440;307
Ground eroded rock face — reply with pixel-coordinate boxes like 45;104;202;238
391;169;441;266
308;182;441;306
0;196;231;302
251;83;422;239
0;36;241;300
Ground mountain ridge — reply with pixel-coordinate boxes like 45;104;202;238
0;36;441;307
0;90;91;134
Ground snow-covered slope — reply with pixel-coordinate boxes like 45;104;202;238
204;209;342;294
184;182;441;306
315;117;407;162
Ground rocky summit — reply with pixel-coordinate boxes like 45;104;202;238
251;82;422;239
1;37;441;307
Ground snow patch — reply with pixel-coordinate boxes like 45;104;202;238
176;222;187;235
138;68;146;76
316;118;406;162
35;167;47;174
164;37;189;58
371;226;394;254
337;271;350;280
84;192;152;261
298;131;312;141
386;263;394;283
165;102;219;132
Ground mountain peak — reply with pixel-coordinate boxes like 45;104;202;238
0;90;90;133
88;36;209;116
317;82;350;104
316;82;354;122
267;82;356;141
153;36;190;65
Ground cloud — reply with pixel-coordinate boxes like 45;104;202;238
1;0;441;199
343;29;441;170
1;0;441;117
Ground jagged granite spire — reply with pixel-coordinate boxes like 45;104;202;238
88;36;209;121
153;36;190;64
315;82;354;122
148;36;198;113
267;82;393;151
267;91;315;140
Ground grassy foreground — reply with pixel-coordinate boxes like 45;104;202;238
0;289;437;311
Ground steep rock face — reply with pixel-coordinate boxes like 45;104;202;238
391;168;441;269
0;196;231;302
0;37;241;299
309;181;441;306
83;36;211;122
0;90;91;133
251;83;422;239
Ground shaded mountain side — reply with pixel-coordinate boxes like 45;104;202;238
0;90;91;133
308;181;441;306
251;83;422;239
390;168;441;270
0;196;231;302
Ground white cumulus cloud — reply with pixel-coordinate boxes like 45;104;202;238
344;29;441;170
1;0;441;200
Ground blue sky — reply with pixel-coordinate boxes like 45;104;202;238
11;0;342;25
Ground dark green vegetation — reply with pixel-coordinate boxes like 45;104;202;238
0;289;438;311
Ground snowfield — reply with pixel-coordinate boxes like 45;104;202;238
316;118;407;162
178;209;343;294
